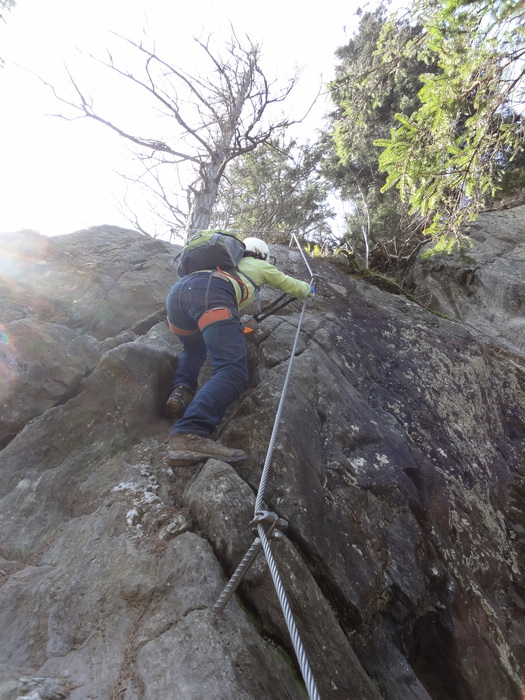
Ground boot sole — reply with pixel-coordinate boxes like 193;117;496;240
167;456;201;468
167;449;246;467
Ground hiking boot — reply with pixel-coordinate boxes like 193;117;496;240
167;433;247;468
165;385;194;420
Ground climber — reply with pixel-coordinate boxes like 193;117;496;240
165;235;312;468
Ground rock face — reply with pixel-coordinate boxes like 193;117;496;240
0;224;524;700
409;204;525;355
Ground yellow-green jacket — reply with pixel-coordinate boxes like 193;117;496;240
233;257;311;312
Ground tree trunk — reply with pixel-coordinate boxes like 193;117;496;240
186;160;222;236
186;63;255;237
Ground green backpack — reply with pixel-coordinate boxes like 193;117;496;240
178;230;246;277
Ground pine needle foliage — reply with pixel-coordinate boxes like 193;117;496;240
212;134;334;241
326;6;432;244
375;0;525;246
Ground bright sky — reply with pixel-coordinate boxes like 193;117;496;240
0;0;356;238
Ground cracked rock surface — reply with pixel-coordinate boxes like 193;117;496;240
409;203;525;355
0;223;524;699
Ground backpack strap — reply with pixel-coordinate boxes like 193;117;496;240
236;269;261;313
204;270;214;313
170;250;182;269
216;267;251;304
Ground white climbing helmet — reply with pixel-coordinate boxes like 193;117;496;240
243;237;269;261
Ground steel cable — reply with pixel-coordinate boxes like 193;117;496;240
215;234;320;697
212;537;262;614
251;234;320;697
254;294;309;514
257;524;321;700
289;231;315;280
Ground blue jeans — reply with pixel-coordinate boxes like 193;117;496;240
166;273;248;437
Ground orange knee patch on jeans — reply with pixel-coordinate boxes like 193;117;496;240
197;307;233;332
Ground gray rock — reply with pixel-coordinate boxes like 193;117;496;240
0;224;523;699
16;676;68;700
0;319;100;448
410;203;525;354
135;608;307;700
0;226;179;339
184;460;383;699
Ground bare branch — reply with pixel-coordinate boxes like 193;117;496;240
41;27;300;232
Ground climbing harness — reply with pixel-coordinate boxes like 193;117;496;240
214;232;321;700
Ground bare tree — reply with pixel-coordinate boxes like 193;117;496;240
44;30;300;239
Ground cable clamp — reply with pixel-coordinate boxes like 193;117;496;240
250;510;288;538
